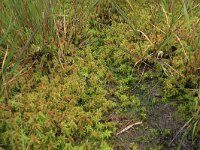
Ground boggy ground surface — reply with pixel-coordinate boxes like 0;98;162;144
1;1;200;149
112;103;186;149
111;81;200;150
1;26;199;150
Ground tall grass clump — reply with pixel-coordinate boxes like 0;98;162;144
0;0;56;100
0;0;100;100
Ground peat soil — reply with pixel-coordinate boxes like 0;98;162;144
110;81;200;150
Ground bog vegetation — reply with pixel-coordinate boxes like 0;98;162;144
0;0;200;149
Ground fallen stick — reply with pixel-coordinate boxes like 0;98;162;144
117;121;142;135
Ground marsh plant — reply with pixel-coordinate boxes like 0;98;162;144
0;0;200;149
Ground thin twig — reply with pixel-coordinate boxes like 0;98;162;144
26;141;31;150
174;34;189;61
132;63;146;90
134;53;153;67
163;62;184;77
169;118;193;145
1;45;9;102
3;60;36;86
161;5;170;28
117;121;142;135
55;17;64;70
130;29;153;44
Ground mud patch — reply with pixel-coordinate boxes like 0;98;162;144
111;100;200;150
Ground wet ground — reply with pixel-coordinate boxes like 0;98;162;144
110;81;200;150
112;102;200;150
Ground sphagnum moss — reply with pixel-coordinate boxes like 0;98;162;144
1;0;200;149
